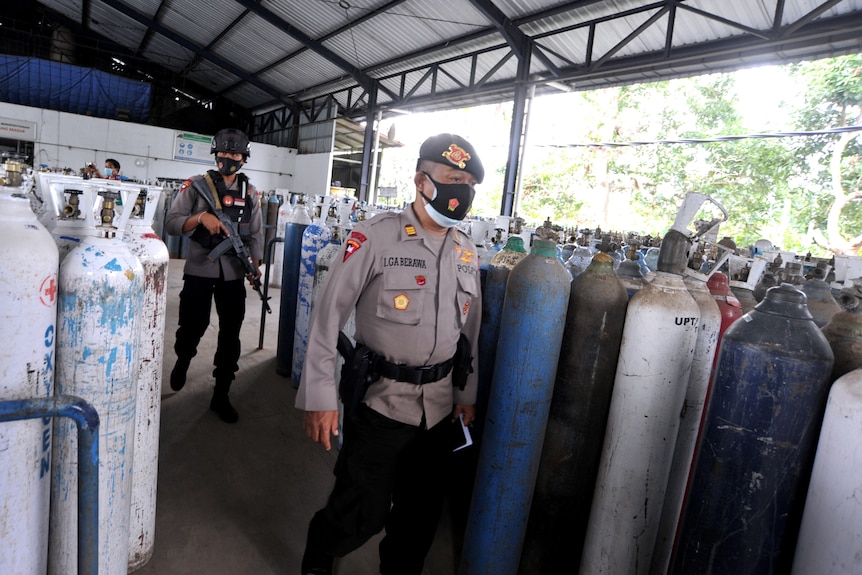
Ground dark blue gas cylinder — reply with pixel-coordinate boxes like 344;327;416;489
275;217;310;377
670;283;834;575
519;252;628;574
460;237;571;575
475;235;527;440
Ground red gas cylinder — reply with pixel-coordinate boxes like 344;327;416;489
707;272;744;341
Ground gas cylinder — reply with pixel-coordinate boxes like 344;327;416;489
475;235;527;439
268;191;288;288
706;271;743;341
616;252;646;297
0;156;59;575
729;256;767;314
292;211;331;386
124;187;169;572
650;275;721;575
670;284;834;575
565;242;594;278
38;173;96;261
580;192;712;575
821;279;862;380
791;368;862;575
275;196;312;377
460;233;571;575
264;191;279;254
519;252;628;574
578;268;699;575
51;185;144;575
801;268;841;328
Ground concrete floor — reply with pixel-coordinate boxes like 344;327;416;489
134;260;458;575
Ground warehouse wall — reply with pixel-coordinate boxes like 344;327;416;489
0;102;299;192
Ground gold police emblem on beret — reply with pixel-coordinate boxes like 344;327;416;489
442;144;471;169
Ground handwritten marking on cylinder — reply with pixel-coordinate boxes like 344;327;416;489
749;471;764;491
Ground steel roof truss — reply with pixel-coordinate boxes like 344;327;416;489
593;5;670;70
99;0;292;106
782;0;845;37
232;0;376;93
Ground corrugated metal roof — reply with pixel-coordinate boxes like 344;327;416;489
24;0;862;122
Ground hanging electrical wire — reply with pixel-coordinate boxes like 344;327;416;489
547;125;862;148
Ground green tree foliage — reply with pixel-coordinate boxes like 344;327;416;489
790;55;862;254
376;55;862;257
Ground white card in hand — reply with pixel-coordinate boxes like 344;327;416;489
454;412;473;452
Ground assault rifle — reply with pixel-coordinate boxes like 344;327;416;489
190;178;272;313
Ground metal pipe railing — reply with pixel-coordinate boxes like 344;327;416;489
0;395;100;575
259;236;285;349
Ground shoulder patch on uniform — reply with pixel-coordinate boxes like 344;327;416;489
343;238;363;262
179;179;193;193
349;231;367;243
404;225;417;236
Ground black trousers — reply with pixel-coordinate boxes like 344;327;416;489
174;274;246;383
303;403;454;575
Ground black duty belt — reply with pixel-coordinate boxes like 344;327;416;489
375;356;454;385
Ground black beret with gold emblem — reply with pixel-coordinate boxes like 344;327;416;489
416;133;484;184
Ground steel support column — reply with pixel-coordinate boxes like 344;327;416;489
500;44;532;217
358;82;379;203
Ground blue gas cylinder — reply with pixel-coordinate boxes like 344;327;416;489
275;201;311;377
475;235;527;440
671;283;834;575
460;237;571;575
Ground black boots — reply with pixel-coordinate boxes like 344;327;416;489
172;362;238;423
210;382;238;423
170;357;191;391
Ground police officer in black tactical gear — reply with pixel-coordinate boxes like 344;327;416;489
165;128;264;423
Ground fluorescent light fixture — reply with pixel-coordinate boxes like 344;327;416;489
546;81;571;92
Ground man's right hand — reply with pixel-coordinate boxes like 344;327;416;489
303;410;340;451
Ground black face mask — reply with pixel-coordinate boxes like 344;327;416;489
216;157;243;176
420;172;475;227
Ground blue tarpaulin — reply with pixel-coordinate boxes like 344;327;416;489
0;54;151;123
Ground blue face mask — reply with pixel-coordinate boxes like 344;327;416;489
104;168;113;177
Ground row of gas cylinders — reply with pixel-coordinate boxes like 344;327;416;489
1;167;169;575
457;225;862;575
269;192;862;575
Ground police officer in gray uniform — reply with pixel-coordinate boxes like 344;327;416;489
296;133;483;575
165;128;263;423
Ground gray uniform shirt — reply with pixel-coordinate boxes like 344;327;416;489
295;205;482;429
164;173;264;280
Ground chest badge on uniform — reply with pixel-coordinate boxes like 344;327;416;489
415;275;426;286
456;245;475;264
222;195;234;207
393;294;410;310
462;301;470;315
405;225;417;236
